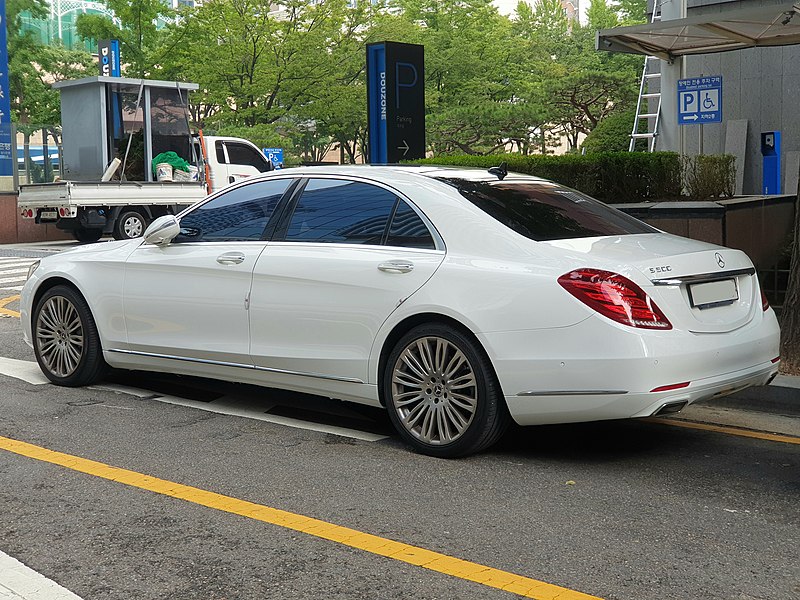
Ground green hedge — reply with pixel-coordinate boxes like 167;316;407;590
410;152;683;203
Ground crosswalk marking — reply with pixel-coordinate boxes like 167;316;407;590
0;259;36;293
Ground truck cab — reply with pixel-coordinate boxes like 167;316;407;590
199;136;274;192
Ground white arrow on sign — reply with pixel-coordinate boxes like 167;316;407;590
398;140;410;156
683;114;699;122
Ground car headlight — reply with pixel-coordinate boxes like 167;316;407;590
26;260;40;280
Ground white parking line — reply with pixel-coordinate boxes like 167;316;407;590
0;269;29;277
0;357;49;385
0;551;84;600
152;394;388;442
0;359;388;442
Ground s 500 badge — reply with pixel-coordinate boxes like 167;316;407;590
648;265;673;274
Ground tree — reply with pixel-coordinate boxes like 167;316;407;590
158;0;352;130
781;176;800;373
76;0;175;78
525;4;639;150
7;0;93;158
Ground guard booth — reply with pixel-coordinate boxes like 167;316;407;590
52;76;199;181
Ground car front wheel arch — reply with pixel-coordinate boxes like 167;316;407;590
31;282;107;386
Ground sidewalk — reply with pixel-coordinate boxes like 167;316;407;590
675;374;800;438
709;373;800;417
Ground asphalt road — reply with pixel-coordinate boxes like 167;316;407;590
0;268;799;599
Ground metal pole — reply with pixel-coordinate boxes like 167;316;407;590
699;123;704;155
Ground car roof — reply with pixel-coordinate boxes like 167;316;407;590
263;164;551;185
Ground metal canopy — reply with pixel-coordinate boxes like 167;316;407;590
597;3;800;62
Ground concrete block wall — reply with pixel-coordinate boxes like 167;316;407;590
0;194;71;244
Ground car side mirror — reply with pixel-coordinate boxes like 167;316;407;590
143;215;180;246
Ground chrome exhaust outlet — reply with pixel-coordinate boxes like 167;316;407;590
653;400;688;416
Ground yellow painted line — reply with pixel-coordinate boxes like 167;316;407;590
0;295;20;318
647;418;800;445
0;435;601;600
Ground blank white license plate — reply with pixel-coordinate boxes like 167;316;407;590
689;279;738;308
39;210;57;220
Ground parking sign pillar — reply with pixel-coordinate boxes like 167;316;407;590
367;41;425;164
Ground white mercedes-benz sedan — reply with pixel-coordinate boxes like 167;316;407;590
21;165;780;457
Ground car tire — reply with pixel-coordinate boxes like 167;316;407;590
114;210;147;240
72;227;103;243
32;285;106;387
383;323;509;458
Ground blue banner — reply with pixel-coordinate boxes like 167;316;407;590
0;0;14;176
99;39;122;77
367;43;388;164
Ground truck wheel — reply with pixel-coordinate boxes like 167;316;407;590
72;228;103;243
114;210;147;240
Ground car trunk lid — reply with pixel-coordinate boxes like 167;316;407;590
543;233;759;333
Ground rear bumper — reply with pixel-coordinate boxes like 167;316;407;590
479;310;781;426
504;359;778;426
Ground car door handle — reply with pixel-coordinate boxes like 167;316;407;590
378;260;414;274
217;252;246;265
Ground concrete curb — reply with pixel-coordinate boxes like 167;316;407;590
703;374;800;417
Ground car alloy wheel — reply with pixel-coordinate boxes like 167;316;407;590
33;285;106;386
36;295;84;377
392;335;477;444
385;324;509;458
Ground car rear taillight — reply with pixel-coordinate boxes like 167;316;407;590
558;268;672;330
760;288;769;311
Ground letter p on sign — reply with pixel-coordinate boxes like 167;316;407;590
680;91;697;114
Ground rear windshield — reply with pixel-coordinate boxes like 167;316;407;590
438;178;656;241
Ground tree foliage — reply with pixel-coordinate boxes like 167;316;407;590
7;0;94;142
76;0;174;78
12;0;642;162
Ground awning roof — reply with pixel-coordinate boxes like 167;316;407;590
596;3;800;61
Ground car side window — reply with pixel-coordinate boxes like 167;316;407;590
176;179;292;242
226;142;271;173
386;201;436;249
285;179;397;245
215;141;226;164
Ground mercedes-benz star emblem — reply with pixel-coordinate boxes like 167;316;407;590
715;252;725;269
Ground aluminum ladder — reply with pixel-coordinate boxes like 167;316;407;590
629;1;662;152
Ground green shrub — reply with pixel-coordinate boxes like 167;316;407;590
410;151;682;203
681;154;736;200
581;109;638;154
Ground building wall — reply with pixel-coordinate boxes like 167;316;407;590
658;0;800;195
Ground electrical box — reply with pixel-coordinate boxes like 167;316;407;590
760;131;781;195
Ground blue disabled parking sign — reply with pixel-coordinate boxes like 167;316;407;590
678;76;722;125
262;147;283;169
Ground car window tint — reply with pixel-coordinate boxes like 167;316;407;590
176;179;291;242
386;201;436;249
285;179;396;244
226;142;271;173
215;141;226;164
440;179;657;241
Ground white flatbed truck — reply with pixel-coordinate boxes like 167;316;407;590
18;181;207;242
17;77;274;242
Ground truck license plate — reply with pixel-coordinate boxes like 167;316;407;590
688;279;738;309
39;210;57;220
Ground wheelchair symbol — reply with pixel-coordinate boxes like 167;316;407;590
702;93;715;110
